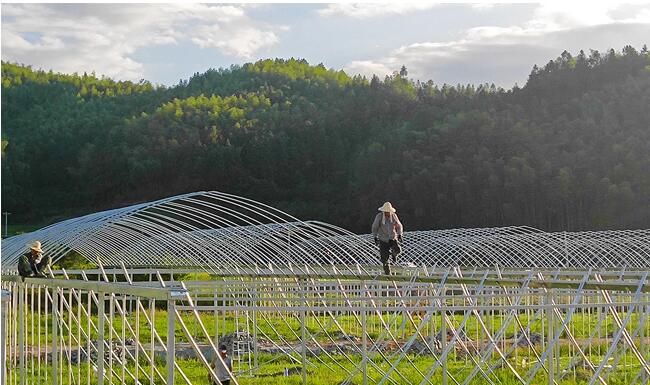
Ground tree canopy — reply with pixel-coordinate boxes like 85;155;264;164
3;47;650;233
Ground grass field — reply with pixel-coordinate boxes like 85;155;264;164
7;352;643;385
8;303;647;385
14;301;645;345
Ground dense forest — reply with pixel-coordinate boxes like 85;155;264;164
2;45;650;233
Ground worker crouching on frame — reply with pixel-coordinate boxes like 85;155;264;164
17;241;51;278
371;202;404;275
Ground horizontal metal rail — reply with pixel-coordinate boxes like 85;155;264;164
14;268;646;293
1;276;187;300
174;273;650;293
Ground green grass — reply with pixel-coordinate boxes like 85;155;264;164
6;352;643;385
13;298;646;346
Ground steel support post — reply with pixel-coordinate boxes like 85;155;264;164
86;288;92;385
52;288;59;385
167;299;176;385
18;284;25;385
97;291;105;385
301;278;307;385
135;296;140;385
150;299;155;384
222;287;226;338
253;285;259;373
362;286;368;385
441;293;448;385
58;287;64;385
639;294;650;378
0;290;9;385
556;292;561;376
108;293;114;384
214;287;219;348
547;290;555;385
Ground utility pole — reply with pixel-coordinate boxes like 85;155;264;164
2;212;9;238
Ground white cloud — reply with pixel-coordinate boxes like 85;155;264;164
191;25;279;58
318;3;438;19
527;3;615;29
1;4;281;81
344;60;394;79
470;3;496;11
343;3;650;87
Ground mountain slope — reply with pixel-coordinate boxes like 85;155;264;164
2;46;649;232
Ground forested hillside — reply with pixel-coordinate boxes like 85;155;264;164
2;45;650;233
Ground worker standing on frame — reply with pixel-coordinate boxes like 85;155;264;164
371;202;404;275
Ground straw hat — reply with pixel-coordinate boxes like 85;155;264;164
378;202;396;213
29;241;43;253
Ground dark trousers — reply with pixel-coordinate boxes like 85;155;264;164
379;239;402;274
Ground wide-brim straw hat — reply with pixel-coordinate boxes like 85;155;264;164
378;202;396;213
29;241;43;253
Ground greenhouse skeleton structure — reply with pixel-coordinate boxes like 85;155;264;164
1;191;649;385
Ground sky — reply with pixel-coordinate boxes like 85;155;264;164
1;2;649;88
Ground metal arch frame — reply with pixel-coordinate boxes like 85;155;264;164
2;191;650;274
1;191;377;274
3;191;648;385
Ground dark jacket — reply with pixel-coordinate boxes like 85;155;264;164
17;253;50;278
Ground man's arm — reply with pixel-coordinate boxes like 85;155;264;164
394;214;404;242
371;214;380;238
35;256;52;276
